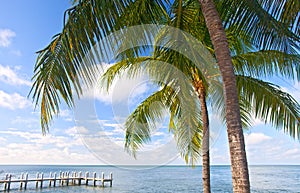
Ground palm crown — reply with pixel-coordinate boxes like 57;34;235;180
29;0;299;132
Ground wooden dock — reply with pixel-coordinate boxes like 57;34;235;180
0;171;113;191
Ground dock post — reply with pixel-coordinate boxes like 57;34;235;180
72;172;75;185
85;172;89;185
36;172;39;188
7;174;12;191
110;172;113;187
49;172;52;187
93;172;96;186
20;173;24;189
71;172;73;185
74;172;78;185
4;173;8;190
53;173;57;187
71;172;75;185
40;173;44;188
101;172;104;187
59;171;62;185
61;172;65;186
75;171;77;185
78;171;82;185
24;173;28;190
66;172;69;186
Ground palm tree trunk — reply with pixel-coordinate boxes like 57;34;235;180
194;79;210;193
198;0;250;192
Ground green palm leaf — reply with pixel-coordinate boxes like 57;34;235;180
232;50;300;80
237;75;300;139
124;83;202;165
29;0;169;131
219;0;299;52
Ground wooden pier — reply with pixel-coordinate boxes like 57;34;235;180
0;171;113;191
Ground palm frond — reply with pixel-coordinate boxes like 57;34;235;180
183;126;202;166
257;0;300;35
237;75;300;139
29;34;83;133
153;28;218;81
124;82;202;164
238;97;254;129
30;0;169;131
219;0;299;53
103;55;205;164
125;85;177;157
100;56;152;91
232;50;300;80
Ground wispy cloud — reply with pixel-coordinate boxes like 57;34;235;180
0;130;83;148
59;109;74;122
0;128;101;164
81;134;178;165
0;143;100;164
65;126;90;136
283;148;300;156
71;119;179;165
0;90;31;110
244;132;271;145
0;64;31;86
0;29;16;47
11;116;39;127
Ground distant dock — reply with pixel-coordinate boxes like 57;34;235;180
0;171;113;191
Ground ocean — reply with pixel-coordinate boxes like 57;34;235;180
0;165;299;192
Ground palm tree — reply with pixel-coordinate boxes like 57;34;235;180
105;2;300;192
188;1;299;191
100;25;300;193
29;0;299;192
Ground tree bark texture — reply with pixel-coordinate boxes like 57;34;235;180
194;79;211;193
198;0;250;192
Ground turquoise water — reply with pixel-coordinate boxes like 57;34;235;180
0;165;299;192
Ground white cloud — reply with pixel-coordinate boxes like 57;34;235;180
65;126;89;136
59;109;74;122
0;90;31;110
0;29;15;47
0;130;82;148
152;131;167;137
0;64;31;86
72;117;179;165
11;116;39;127
244;132;271;145
283;148;300;156
0;128;103;164
80;134;179;165
0;143;101;165
0;130;44;140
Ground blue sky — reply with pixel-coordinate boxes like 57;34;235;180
0;1;299;165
